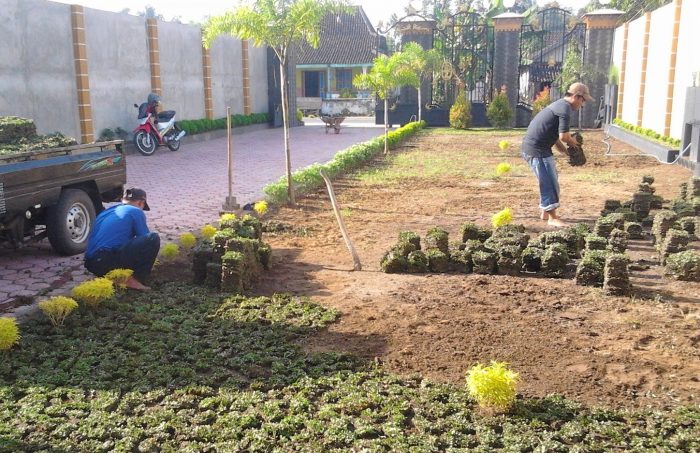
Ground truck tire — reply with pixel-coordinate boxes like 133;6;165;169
47;189;96;256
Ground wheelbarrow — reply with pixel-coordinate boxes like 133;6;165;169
321;116;345;134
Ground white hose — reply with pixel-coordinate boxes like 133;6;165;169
602;129;692;165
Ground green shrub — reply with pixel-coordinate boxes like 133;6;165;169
612;118;681;147
487;87;512;128
98;128;115;141
449;91;471;129
178;112;269;136
296;109;303;122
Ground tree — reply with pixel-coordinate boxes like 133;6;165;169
138;5;163;20
353;52;419;154
582;0;671;21
203;0;347;206
400;42;444;122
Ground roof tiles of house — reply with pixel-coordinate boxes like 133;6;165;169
297;6;379;65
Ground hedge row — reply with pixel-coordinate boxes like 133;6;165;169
263;121;427;204
612;118;681;147
178;113;269;135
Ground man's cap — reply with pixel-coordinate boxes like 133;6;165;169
123;187;150;211
567;82;593;102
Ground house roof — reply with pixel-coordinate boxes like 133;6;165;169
297;6;379;65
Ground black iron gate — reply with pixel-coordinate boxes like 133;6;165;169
519;7;586;108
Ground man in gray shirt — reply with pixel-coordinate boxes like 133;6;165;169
521;82;592;227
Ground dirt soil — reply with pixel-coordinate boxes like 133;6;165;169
250;130;698;411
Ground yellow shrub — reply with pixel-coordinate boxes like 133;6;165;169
466;361;519;412
201;224;217;240
0;317;21;351
39;296;78;327
220;213;236;223
492;208;513;229
495;162;512;176
72;278;115;307
160;243;180;261
498;140;510;151
179;232;197;249
253;200;268;217
104;268;134;290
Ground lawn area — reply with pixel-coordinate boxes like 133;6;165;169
2;128;699;451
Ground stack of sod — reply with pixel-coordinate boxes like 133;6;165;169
651;210;678;247
665;250;700;281
604;254;631;296
575;250;609;287
658;229;690;265
541;243;569;278
607;228;629;254
624;221;644;239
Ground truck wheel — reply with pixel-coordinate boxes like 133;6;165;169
134;130;157;156
47;189;96;256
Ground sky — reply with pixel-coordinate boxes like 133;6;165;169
49;0;594;28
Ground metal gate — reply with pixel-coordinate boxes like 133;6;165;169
518;7;586;107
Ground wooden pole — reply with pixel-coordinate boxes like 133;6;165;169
222;106;239;210
319;169;362;271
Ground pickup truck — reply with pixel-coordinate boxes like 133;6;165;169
0;140;127;255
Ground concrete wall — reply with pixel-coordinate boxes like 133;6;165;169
210;35;244;117
0;0;269;142
0;0;79;138
671;0;700;138
84;8;151;138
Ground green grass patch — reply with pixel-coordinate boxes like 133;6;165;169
427;127;526;137
571;171;622;183
1;282;698;450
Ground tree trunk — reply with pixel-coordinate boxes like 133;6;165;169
279;59;295;206
418;83;422;123
384;97;389;154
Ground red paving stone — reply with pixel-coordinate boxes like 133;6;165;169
0;124;384;308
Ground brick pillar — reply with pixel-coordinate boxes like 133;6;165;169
664;0;683;136
493;13;524;127
582;9;624;128
616;23;629;120
638;12;652;127
201;42;214;120
146;18;161;95
242;40;252;115
70;5;93;143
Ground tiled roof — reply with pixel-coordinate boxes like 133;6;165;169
297;6;379;65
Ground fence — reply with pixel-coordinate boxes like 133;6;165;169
0;0;269;143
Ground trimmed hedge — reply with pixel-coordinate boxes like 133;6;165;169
263;121;427;204
178;113;269;136
612;118;681;148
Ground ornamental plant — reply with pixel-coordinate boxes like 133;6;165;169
160;243;180;261
495;162;512;176
254;200;269;217
466;361;519;412
0;317;21;351
492;207;513;228
201;224;217;240
38;296;78;327
487;86;512;128
71;278;115;307
532;86;551;116
104;268;134;290
449;90;471;129
498;140;510;151
179;232;197;249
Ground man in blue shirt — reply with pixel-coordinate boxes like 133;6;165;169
84;188;160;290
521;82;592;227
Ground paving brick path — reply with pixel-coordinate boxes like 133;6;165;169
0;124;384;310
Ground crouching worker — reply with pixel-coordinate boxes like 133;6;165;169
84;188;160;291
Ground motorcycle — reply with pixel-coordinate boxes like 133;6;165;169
133;102;186;156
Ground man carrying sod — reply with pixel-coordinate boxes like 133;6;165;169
521;82;592;227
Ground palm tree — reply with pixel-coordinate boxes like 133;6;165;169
400;42;444;123
203;0;347;206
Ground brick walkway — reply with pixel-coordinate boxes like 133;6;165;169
0;124;384;311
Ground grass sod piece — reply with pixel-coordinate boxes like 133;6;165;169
460;222;481;242
575;250;608;287
521;247;544;272
425;227;449;254
426;249;449;273
607;228;629;254
380;250;408;273
448;249;472;273
604;253;631;296
652;210;678;247
497;245;523;276
659;229;690;265
257;243;272;270
638;182;655;194
642;174;655;185
665;251;700;281
221;251;245;292
541;244;569;278
407;250;429;273
677;216;698;238
398;231;421;250
631;191;652;220
192;242;214;284
602;199;622;214
624;221;644;240
205;262;222;289
594;214;624;239
471;250;497;274
0;116;36;143
584;234;608;254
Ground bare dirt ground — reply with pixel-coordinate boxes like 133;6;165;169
241;129;698;411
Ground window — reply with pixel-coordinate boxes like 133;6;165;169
335;69;353;91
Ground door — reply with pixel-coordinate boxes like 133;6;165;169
304;71;320;97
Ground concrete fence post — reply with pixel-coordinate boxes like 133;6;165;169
492;13;524;128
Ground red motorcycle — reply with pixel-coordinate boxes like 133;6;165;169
133;95;185;156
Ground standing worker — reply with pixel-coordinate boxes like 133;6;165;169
84;188;160;290
521;82;592;227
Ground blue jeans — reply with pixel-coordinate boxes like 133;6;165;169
85;232;160;282
522;153;560;212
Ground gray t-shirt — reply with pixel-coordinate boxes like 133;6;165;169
522;98;572;158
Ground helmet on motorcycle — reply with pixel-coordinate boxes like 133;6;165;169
147;92;161;105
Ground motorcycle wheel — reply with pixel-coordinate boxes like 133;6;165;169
166;127;181;152
134;130;157;156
